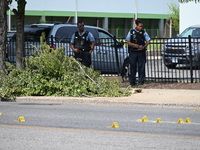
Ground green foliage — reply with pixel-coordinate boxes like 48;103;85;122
168;2;179;31
0;36;131;100
40;19;46;23
16;0;27;12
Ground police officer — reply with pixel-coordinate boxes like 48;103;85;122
70;21;95;67
126;20;150;86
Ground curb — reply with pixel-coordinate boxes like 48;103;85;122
14;97;200;108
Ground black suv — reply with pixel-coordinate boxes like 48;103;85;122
6;24;54;63
162;25;200;69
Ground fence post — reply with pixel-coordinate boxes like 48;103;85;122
114;36;120;76
188;35;193;83
51;35;54;48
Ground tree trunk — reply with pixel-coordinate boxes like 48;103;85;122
13;0;27;69
0;0;8;71
15;12;25;69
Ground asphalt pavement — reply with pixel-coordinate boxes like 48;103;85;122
1;102;200;149
15;88;200;108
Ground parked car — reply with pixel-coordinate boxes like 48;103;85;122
161;25;200;69
48;23;128;73
6;24;54;63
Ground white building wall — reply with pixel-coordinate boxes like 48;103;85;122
180;2;200;33
10;0;177;15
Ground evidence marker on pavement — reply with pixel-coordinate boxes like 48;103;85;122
185;118;192;123
137;117;193;124
108;122;120;128
154;118;163;123
177;118;185;124
138;116;148;122
17;116;26;122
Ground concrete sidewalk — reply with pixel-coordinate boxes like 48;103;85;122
15;89;200;108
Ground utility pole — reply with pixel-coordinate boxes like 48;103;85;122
169;17;172;38
133;0;138;28
75;0;78;23
8;9;11;31
134;0;138;20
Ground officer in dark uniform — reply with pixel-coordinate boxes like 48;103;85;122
126;20;150;86
70;21;95;67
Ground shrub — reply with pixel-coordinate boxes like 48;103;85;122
0;36;131;100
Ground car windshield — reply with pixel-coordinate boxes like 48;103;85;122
179;27;200;37
24;27;52;41
55;26;77;42
8;26;52;41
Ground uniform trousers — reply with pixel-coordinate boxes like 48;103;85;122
74;51;91;67
129;50;146;85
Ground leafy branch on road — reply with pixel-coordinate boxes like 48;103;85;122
0;34;131;100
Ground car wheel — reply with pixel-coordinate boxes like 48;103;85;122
165;63;177;69
121;58;130;82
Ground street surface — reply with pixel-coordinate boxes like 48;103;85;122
0;102;200;149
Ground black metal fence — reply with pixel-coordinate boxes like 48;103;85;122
145;36;200;83
6;36;200;83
